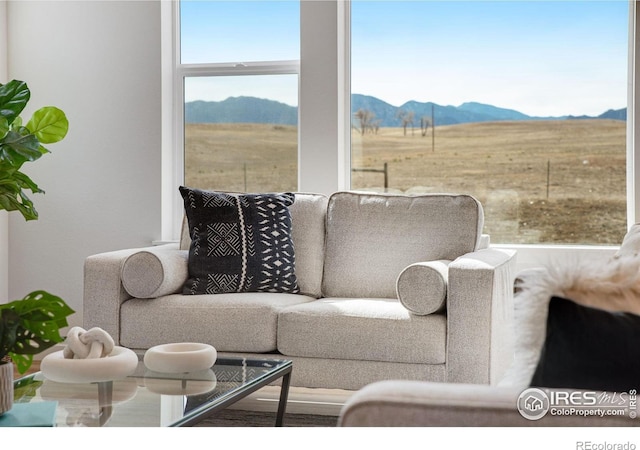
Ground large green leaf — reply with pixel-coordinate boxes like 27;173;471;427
11;116;22;129
26;107;69;144
0;80;67;221
9;291;74;323
0;80;30;125
0;117;8;140
0;186;38;220
10;169;43;193
0;291;74;374
9;353;33;375
0;130;42;166
0;167;43;220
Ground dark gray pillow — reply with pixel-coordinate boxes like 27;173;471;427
530;296;640;392
179;187;300;295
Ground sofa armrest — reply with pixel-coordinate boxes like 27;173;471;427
83;243;179;345
446;247;517;384
338;380;638;427
339;380;521;426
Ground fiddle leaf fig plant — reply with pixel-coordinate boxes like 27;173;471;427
0;79;69;220
0;291;74;374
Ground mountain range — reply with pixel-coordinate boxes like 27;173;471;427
185;94;626;127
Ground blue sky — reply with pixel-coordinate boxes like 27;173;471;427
180;1;299;63
181;0;629;117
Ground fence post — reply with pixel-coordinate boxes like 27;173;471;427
383;163;388;191
351;163;390;191
546;159;550;199
244;163;248;192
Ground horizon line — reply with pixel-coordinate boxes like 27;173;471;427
185;94;626;120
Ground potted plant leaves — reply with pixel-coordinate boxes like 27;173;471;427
0;291;74;414
0;80;73;414
0;79;69;220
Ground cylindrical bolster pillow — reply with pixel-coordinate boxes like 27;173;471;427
121;249;189;299
396;260;451;315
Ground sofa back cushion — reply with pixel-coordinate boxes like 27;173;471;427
287;193;328;298
180;192;328;298
322;191;484;298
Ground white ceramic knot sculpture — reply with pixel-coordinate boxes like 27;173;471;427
41;326;138;383
62;326;115;359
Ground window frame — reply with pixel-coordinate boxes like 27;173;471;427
163;0;636;270
162;0;300;241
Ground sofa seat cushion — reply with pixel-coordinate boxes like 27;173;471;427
120;292;316;353
277;298;446;364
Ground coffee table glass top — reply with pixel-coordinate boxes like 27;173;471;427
13;356;292;427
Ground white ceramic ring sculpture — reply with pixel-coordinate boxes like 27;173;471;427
144;343;217;373
41;346;139;383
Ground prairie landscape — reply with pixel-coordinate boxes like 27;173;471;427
185;119;626;245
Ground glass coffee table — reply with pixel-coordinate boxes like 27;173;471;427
12;356;292;427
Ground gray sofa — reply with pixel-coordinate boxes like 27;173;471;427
84;191;517;390
339;225;640;425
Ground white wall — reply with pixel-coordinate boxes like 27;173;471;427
0;0;7;304
7;0;162;326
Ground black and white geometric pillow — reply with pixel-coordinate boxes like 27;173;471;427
179;186;300;295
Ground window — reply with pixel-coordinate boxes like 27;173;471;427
180;1;299;64
183;75;298;192
170;0;636;252
351;0;629;245
178;0;300;193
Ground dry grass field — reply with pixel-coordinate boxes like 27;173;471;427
185;119;626;245
185;123;299;193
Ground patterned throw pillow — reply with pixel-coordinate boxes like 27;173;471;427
179;187;300;295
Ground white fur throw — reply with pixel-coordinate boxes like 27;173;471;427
498;254;640;389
